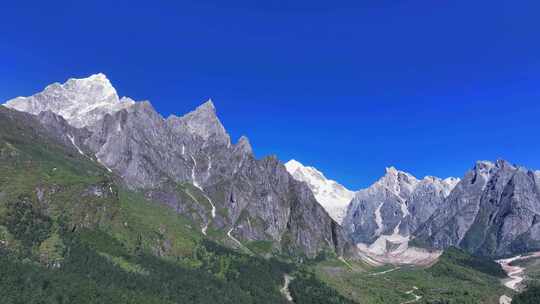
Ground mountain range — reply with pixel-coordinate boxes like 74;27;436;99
4;74;349;259
3;73;540;262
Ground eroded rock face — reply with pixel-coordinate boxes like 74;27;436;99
416;160;540;257
343;167;458;245
3;74;351;258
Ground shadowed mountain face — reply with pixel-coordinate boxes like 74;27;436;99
415;160;540;257
2;74;350;258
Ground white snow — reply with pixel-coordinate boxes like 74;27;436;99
442;177;460;195
360;223;409;257
190;155;199;188
394;193;410;217
96;156;113;173
188;158;217;235
201;225;208;235
197;191;216;234
374;203;384;235
280;274;294;302
194;189;216;235
3;73;135;128
67;134;84;155
183;189;211;234
227;227;243;248
285;159;355;224
356;238;442;266
207;155;212;178
475;161;497;190
351;166;459;264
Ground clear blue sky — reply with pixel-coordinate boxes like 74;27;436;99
1;0;539;189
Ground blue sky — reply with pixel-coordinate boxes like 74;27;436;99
1;0;539;189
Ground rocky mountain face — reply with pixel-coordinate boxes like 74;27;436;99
415;160;540;257
341;167;458;264
343;167;458;245
285;160;355;224
2;74;350;258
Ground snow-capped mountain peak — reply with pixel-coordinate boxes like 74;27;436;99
285;159;355;224
3;73;135;128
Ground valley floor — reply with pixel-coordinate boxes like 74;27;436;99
310;248;509;304
497;252;540;303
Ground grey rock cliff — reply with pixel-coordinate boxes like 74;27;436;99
2;74;351;258
343;167;458;245
415;160;540;257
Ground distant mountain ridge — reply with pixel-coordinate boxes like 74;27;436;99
342;167;459;263
285;160;355;224
415;160;540;257
4;73;540;261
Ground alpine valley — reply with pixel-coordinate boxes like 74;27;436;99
1;74;539;304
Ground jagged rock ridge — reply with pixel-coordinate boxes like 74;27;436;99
344;167;459;244
342;167;459;264
415;160;540;257
2;73;350;258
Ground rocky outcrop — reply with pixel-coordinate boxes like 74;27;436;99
343;167;458;245
415;160;540;257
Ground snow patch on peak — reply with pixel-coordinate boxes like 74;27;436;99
385;166;399;174
285;160;355;224
3;73;135;128
443;177;460;190
285;159;303;173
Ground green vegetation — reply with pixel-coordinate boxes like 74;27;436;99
245;240;274;255
0;107;355;304
429;247;506;279
289;269;357;304
0;106;515;304
310;248;508;304
514;285;540;304
511;255;540;283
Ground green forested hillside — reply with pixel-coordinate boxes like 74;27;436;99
0;106;513;304
309;248;508;304
0;106;354;304
513;286;540;304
